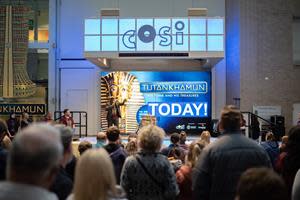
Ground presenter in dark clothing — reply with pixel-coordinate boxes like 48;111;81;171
105;97;126;128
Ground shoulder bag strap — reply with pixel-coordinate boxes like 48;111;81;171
135;155;163;189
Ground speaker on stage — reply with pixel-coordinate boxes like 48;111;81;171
270;115;285;140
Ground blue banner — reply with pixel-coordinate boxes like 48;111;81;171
101;71;211;134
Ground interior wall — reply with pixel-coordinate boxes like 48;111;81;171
57;0;226;134
237;0;300;130
225;0;240;106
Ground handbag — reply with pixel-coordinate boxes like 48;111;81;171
135;155;175;200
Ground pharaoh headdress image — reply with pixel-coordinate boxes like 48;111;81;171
100;72;145;133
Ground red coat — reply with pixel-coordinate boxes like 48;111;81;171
176;165;193;200
59;115;74;128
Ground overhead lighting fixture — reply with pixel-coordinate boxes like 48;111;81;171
188;8;208;16
101;8;120;17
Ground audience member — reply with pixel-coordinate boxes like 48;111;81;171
179;131;188;151
0;123;63;200
44;112;55;124
250;115;260;140
168;147;183;172
176;140;206;200
199;130;211;144
104;126;127;184
0;119;12;150
67;149;126;200
275;125;300;197
279;135;288;153
6;113;19;136
121;125;179;200
192;105;271;200
20;112;30;129
260;132;279;168
78;141;92;155
0;119;8;180
161;132;185;162
50;125;74;200
65;155;76;182
95;131;106;148
125;134;138;156
292;169;300;200
236;167;288;200
59;109;75;129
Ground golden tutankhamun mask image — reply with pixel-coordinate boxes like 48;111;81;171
103;72;135;118
101;72;145;133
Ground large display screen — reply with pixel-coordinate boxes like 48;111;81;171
100;71;211;134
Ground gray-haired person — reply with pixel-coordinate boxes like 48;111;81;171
50;124;74;200
0;123;63;200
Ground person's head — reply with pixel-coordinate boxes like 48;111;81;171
63;109;71;117
54;124;73;166
200;131;211;144
281;135;288;144
219;105;242;132
285;126;300;152
45;112;52;119
0;119;8;142
138;125;165;153
7;123;63;189
97;131;106;142
187;140;206;168
280;135;288;152
73;149;117;200
170;132;180;144
168;147;181;159
128;133;137;142
22;112;29;120
106;126;120;143
125;139;138;156
179;131;187;144
235;168;288;200
78;141;92;155
266;132;276;141
10;113;16;119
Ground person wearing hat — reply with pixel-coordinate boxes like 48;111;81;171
105;96;126;128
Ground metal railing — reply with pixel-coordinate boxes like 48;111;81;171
241;111;284;141
54;111;88;138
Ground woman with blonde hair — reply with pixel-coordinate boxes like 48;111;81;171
176;140;206;200
67;149;126;200
200;130;211;144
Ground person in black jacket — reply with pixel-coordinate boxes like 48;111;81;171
104;126;127;184
6;113;19;137
192;105;271;200
50;125;74;200
0;119;8;180
106;96;126;128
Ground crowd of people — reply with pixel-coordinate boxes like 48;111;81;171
0;105;299;200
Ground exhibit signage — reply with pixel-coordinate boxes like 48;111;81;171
100;71;211;134
85;17;224;52
0;104;46;115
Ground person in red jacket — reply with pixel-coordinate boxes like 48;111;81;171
176;140;206;200
59;109;75;129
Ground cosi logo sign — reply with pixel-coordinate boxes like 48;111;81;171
84;18;224;52
122;20;186;49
